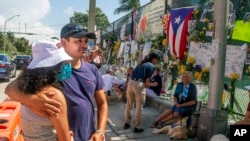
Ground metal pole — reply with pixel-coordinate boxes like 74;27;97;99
208;0;228;110
3;15;20;53
88;0;96;32
3;21;6;53
196;1;228;141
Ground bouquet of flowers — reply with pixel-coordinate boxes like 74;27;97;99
194;66;210;84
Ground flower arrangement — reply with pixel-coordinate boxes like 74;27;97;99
224;72;239;108
168;57;179;90
151;35;165;51
113;41;121;55
186;56;195;71
178;64;187;75
194;66;210;84
223;72;239;119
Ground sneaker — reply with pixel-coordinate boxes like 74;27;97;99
133;127;144;133
124;123;130;129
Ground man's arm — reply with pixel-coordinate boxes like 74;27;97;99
5;79;62;117
89;89;108;141
148;81;159;87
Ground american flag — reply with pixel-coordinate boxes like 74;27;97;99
167;7;194;60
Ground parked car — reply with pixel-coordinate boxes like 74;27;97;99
13;55;32;69
0;53;17;81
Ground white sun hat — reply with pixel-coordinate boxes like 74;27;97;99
27;39;72;69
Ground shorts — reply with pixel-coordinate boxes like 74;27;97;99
171;105;191;117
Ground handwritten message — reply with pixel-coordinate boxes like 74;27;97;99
188;42;247;79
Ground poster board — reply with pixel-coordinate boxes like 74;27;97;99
123;41;131;67
142;41;152;59
135;0;165;40
188;42;247;79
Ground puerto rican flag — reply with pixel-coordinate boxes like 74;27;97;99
167;7;194;60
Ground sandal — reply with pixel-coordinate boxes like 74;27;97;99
156;122;163;129
150;121;159;128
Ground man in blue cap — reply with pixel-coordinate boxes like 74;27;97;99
5;23;108;141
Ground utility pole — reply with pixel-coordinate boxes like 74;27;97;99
88;0;96;32
3;15;20;53
197;0;228;141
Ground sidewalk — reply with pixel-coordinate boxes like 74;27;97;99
105;95;198;141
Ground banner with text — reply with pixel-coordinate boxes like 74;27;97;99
134;0;165;41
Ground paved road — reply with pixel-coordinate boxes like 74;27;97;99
0;70;20;103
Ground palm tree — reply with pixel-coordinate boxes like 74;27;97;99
114;0;141;15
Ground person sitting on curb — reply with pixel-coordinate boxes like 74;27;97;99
146;67;162;97
150;71;197;128
144;67;162;106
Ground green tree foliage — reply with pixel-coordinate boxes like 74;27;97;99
14;37;30;54
114;0;140;15
70;11;88;28
0;32;30;55
70;7;109;30
0;33;4;50
7;32;15;44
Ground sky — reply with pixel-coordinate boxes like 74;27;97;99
0;0;151;43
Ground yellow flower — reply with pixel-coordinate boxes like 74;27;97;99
195;10;199;15
187;56;195;64
162;39;168;46
195;72;202;81
204;18;209;23
200;31;205;35
208;24;214;31
230;73;239;80
202;67;209;72
194;72;200;78
113;41;121;54
178;65;187;75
